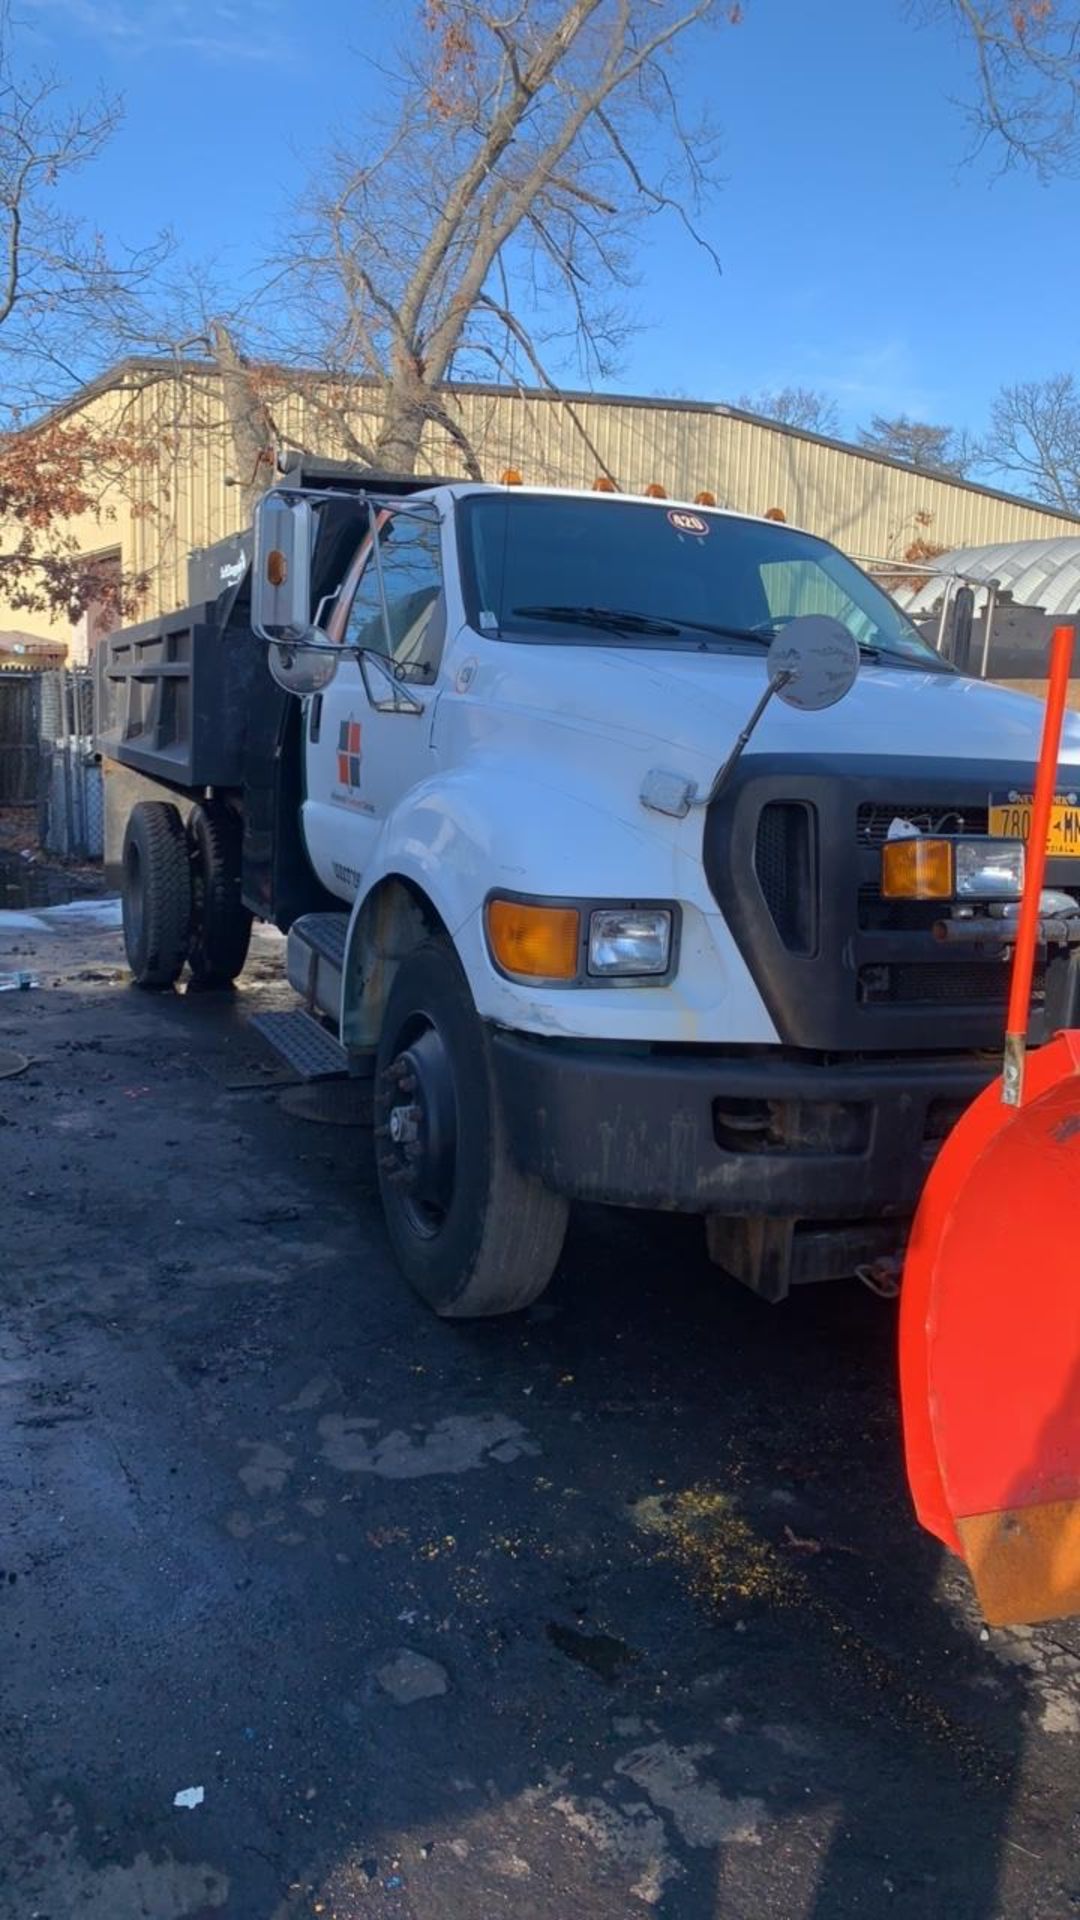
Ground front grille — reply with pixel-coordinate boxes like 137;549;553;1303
754;802;816;953
701;754;1060;1053
859;960;1046;1006
858;890;942;933
857;800;989;848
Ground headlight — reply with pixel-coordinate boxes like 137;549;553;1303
881;836;1024;901
955;839;1025;900
588;907;672;976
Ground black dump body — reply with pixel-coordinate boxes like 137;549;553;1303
95;457;447;928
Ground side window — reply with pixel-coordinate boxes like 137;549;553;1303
343;512;445;679
759;559;876;644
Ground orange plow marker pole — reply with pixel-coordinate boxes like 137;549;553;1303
1002;624;1077;1107
900;625;1080;1626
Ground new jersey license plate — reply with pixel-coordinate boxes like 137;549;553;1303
988;794;1080;856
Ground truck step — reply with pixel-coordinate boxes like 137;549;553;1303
248;1008;349;1082
286;911;349;1023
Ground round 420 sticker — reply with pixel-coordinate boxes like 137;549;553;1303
667;509;710;536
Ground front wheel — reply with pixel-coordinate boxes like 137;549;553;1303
374;939;569;1317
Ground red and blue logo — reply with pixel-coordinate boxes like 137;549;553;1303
337;718;362;790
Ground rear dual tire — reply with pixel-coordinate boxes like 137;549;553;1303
121;799;251;990
121;802;191;990
186;801;252;988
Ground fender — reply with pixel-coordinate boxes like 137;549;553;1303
340;754;776;1048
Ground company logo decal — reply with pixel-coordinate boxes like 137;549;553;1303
667;509;710;536
337;718;362;790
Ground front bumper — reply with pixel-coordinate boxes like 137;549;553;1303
492;1027;995;1226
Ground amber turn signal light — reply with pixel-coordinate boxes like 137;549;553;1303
881;838;954;900
486;899;580;980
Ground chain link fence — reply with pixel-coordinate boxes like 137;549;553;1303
35;669;103;859
0;668;104;864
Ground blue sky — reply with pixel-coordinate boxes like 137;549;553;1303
20;0;1080;443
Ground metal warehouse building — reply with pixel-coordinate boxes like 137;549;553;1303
5;357;1079;656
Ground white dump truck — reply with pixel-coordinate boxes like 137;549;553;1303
97;457;1080;1314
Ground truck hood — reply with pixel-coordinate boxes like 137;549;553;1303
487;643;1080;774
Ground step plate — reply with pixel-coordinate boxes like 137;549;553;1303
290;912;349;968
248;1009;349;1082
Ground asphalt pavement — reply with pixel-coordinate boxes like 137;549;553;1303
1;906;1079;1920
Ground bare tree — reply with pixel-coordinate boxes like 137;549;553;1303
925;0;1080;176
0;6;168;424
0;4;180;620
858;412;975;477
981;373;1080;512
271;0;734;476
736;385;840;436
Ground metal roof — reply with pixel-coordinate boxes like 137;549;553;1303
33;355;1080;526
899;536;1080;616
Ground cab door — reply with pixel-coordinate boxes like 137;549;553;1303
301;503;446;902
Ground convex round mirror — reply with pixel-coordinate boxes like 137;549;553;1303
767;615;860;711
268;639;340;696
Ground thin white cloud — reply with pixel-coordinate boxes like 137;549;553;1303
25;0;296;64
748;339;939;430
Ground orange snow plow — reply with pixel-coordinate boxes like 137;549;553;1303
901;624;1080;1626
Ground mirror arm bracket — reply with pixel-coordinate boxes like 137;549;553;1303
700;668;793;807
358;648;424;715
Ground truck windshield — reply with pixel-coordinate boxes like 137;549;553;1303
458;494;945;668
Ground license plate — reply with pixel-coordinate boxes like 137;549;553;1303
988;794;1080;856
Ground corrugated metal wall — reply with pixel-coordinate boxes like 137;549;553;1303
9;369;1080;630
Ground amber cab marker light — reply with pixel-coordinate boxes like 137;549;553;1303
486;899;580;981
881;838;954;901
695;490;717;507
267;549;288;586
593;475;617;492
644;481;667;498
500;467;523;486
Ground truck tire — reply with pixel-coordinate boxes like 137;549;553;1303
374;938;569;1317
186;801;252;987
121;801;192;990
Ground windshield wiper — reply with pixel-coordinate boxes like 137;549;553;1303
512;603;681;637
511;602;897;661
666;616;772;644
675;614;888;660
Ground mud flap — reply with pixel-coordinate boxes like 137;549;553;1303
900;1031;1080;1625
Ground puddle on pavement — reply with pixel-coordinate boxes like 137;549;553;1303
546;1622;639;1682
278;1081;374;1127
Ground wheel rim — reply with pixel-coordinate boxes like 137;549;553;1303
124;840;144;948
379;1017;458;1239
